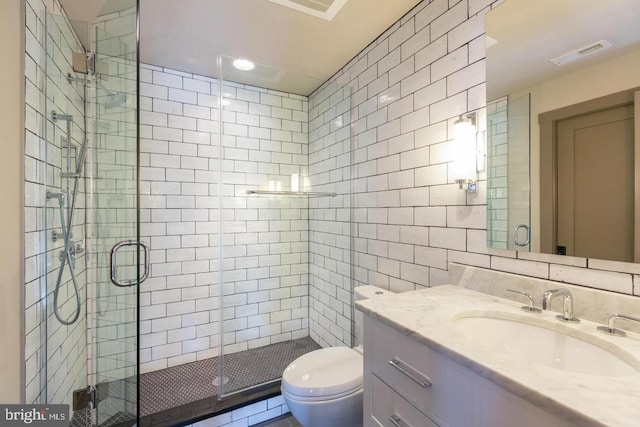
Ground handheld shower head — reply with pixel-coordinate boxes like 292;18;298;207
75;138;89;174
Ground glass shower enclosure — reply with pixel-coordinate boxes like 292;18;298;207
43;1;142;425
39;2;357;423
216;56;355;398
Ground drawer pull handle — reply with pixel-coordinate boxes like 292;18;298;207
388;358;432;388
389;414;411;427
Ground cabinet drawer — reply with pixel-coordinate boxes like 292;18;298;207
372;374;438;427
367;317;473;427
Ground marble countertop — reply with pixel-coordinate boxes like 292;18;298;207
356;285;640;427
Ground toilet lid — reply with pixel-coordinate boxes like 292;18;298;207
282;347;363;399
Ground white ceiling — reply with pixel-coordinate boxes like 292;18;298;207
486;0;640;100
60;0;422;95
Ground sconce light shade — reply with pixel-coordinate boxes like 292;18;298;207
453;115;478;191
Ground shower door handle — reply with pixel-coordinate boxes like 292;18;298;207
514;224;531;247
110;240;150;287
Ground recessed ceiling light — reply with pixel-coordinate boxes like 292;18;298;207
233;59;255;71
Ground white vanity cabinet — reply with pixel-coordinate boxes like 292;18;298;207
363;315;573;427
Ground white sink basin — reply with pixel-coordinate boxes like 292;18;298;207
454;314;639;377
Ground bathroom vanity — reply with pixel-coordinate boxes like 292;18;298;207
357;286;640;427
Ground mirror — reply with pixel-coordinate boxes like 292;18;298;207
485;0;640;262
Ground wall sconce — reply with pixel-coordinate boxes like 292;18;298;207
453;113;484;193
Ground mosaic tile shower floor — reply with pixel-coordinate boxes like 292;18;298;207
140;336;320;417
71;337;319;426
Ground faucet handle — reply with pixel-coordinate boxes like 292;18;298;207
597;314;640;337
505;289;542;313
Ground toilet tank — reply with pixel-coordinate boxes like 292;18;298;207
354;286;394;350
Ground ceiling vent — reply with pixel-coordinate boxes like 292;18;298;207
268;0;348;21
550;40;613;66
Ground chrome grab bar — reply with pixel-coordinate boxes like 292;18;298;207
110;240;150;287
388;358;432;388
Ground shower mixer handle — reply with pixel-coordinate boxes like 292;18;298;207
59;242;84;269
52;230;73;242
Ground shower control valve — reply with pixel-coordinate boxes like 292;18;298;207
59;242;84;269
46;191;66;206
52;230;73;242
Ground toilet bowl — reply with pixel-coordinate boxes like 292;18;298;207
281;286;393;427
281;347;363;427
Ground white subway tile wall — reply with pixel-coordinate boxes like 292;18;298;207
308;0;495;295
186;395;290;427
306;0;640;301
307;80;354;348
138;65;312;372
138;63;221;373
220;80;311;362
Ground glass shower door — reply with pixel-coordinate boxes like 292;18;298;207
90;2;140;425
43;1;140;425
487;94;531;251
216;56;353;398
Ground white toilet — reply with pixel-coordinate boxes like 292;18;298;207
281;286;393;427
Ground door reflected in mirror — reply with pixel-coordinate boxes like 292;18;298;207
485;0;640;262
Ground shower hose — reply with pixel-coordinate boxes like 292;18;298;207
51;177;82;325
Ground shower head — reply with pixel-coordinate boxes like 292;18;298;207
105;93;127;108
94;78;127;108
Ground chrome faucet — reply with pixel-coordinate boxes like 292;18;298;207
541;289;579;323
597;314;640;337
